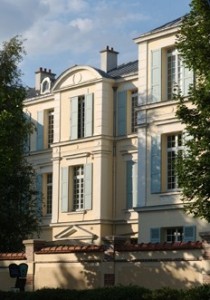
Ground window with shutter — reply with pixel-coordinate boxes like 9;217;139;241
61;164;92;213
70;94;93;140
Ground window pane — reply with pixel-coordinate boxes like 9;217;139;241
131;90;138;133
48;110;54;148
167;49;181;100
73;165;84;210
166;227;183;242
167;133;183;190
78;96;85;138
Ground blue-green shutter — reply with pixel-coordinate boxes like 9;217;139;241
117;91;127;136
126;161;133;209
183;226;196;242
37;111;44;150
126;161;138;209
151;49;161;103
150;228;160;243
133;162;138;207
84;164;92;210
23;111;31;153
36;174;42;220
182;65;193;96
85;93;93;137
151;135;161;193
61;167;69;212
71;97;78;140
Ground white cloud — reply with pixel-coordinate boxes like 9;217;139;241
67;0;89;12
3;0;189;87
70;18;93;32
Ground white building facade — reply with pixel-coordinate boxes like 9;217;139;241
24;47;139;244
135;17;210;243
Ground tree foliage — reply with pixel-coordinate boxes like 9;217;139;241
175;0;210;222
0;36;41;252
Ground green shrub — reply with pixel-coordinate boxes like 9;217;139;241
144;287;183;300
182;285;210;300
1;285;210;300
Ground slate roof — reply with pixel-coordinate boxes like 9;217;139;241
25;60;138;99
135;14;188;39
107;60;138;78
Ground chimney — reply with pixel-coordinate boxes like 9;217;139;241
100;46;119;72
35;67;56;92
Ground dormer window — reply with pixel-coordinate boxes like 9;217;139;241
41;77;51;94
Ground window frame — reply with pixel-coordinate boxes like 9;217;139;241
70;94;93;140
166;133;183;191
61;164;92;213
72;165;84;211
47;109;54;148
167;48;181;100
131;90;138;133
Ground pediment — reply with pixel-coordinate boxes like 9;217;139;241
52;65;103;91
54;225;97;242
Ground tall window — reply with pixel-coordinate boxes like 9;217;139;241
167;49;181;100
48;110;54;148
71;94;93;140
78;96;85;138
46;173;53;214
167;133;183;190
73;165;84;210
131;90;138;133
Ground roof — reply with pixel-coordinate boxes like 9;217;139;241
0;252;26;261
107;60;138;78
135;14;188;40
116;241;203;252
25;60;138;99
36;244;105;254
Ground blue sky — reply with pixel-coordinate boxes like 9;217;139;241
0;0;191;87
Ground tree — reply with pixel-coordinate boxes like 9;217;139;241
175;0;210;222
0;36;41;252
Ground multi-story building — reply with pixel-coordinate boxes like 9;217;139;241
134;17;210;243
24;46;139;244
25;15;210;247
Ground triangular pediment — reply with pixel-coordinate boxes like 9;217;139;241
54;225;97;242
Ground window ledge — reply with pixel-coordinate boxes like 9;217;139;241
67;210;87;215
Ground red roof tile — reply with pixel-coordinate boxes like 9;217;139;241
116;241;203;252
36;244;105;254
0;252;26;260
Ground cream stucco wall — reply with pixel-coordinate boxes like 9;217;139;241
135;24;210;243
24;63;139;245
